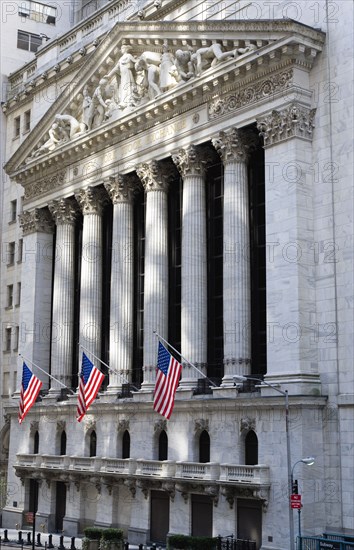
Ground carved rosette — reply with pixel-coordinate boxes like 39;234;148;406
172;145;210;178
257;103;316;147
19;208;54;236
49;198;79;226
75;186;108;215
104;174;138;204
212;128;250;164
136;160;172;193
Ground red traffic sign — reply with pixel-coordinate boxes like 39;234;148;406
291;494;302;509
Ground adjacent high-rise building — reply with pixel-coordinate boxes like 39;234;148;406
1;1;353;548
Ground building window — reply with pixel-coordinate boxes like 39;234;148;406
4;328;12;352
16;283;21;306
7;242;16;266
10;200;17;222
199;430;210;463
60;431;67;455
6;285;14;308
158;431;168;461
18;239;23;264
14;116;21;138
24;110;31;133
245;430;258;465
33;431;39;454
13;326;19;352
89;431;97;457
122;431;130;459
17;30;42;52
18;1;56;24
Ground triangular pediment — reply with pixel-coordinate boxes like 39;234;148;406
6;19;325;178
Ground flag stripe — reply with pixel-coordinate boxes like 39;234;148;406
153;343;182;420
77;353;104;422
18;363;42;424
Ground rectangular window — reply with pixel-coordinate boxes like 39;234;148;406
18;1;56;25
5;328;12;352
18;239;23;263
17;30;42;52
16;282;22;306
10;199;17;223
7;285;14;308
24;110;31;133
13;326;19;351
14;116;21;138
7;242;16;266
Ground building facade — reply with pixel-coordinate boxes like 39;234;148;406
1;1;353;548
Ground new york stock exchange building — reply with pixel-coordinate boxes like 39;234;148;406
2;1;353;549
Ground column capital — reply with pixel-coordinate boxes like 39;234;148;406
104;173;139;204
257;102;316;147
212;127;250;164
136;160;173;192
172;144;211;177
75;186;108;215
19;208;54;236
48;198;79;226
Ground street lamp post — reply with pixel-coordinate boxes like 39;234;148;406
291;457;315;546
233;376;294;550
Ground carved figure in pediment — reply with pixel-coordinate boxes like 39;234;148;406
86;78;110;130
173;49;195;82
160;43;177;92
135;51;162;100
54;114;86;139
82;86;92;130
28;121;65;160
191;43;233;76
106;44;138;110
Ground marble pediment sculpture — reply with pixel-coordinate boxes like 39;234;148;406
5;19;325;178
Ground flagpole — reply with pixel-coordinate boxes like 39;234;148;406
153;331;217;387
78;343;139;391
18;354;74;392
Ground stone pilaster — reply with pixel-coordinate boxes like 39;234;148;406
212;128;252;384
256;103;320;395
63;480;81;536
104;174;137;391
48;198;79;393
172;145;209;386
18;208;54;391
136;161;170;389
75;186;107;361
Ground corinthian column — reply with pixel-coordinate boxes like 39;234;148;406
172;145;208;386
48;198;79;392
104;174;137;392
136;161;170;389
75;186;107;361
212;128;251;383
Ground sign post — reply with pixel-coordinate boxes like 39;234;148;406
290;494;302;509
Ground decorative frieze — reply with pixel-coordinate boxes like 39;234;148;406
24;171;66;202
48;198;79;225
257;102;316;146
208;68;293;120
104;174;139;203
19;208;54;236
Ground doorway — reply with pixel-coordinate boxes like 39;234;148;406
150;490;169;544
55;482;67;532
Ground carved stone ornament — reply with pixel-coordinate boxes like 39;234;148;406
75;186;108;215
19;208;54;236
240;417;256;433
118;419;130;432
104;174;138;204
124;478;136;497
204;485;219;507
212;127;249;164
172;145;212;177
85;418;96;432
48;198;79;226
136;160;173;192
30;421;39;434
257;103;316;147
57;420;66;432
194;418;209;433
154;419;167;433
24;171;66;201
209;69;294;120
162;481;175;501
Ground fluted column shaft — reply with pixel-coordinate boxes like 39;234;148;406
173;146;208;386
213;129;251;383
49;199;78;392
105;175;136;391
136;161;170;388
75;187;106;361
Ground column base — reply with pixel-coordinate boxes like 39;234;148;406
127;527;148;546
263;373;322;396
2;507;24;529
62;517;80;537
35;512;55;534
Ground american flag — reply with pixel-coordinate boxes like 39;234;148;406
18;363;42;424
77;353;105;422
153;342;182;419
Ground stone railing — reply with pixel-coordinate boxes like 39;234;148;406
15;454;270;485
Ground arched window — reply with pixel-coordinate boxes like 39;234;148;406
60;431;67;455
89;431;97;457
33;431;39;454
199;430;210;463
245;430;258;465
122;430;130;459
158;430;168;461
